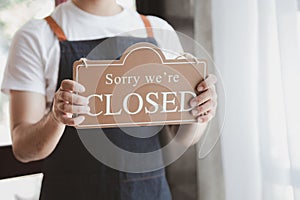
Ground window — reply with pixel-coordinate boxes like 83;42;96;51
0;1;53;199
0;0;54;145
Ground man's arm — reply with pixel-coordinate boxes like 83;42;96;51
10;90;65;162
10;80;89;163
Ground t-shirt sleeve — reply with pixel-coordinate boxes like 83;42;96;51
148;16;184;59
1;21;46;96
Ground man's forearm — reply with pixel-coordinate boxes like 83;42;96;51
169;123;208;147
12;112;65;163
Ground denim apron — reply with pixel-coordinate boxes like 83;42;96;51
39;15;172;200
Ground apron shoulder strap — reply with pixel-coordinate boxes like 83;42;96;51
44;15;153;41
140;15;154;38
44;16;67;42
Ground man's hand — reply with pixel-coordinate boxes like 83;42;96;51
10;79;90;162
190;74;217;123
168;53;218;147
165;74;218;147
51;79;90;126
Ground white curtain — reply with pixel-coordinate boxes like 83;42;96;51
211;0;300;199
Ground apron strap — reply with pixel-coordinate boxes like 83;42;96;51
44;14;154;41
140;14;154;38
44;16;67;41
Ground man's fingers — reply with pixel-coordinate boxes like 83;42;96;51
190;74;218;123
60;114;85;126
190;89;212;107
197;74;217;92
191;100;214;117
52;79;87;126
52;109;85;126
197;110;215;123
60;80;85;93
57;102;90;114
58;91;88;105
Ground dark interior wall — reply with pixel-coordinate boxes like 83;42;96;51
136;0;166;19
137;0;194;52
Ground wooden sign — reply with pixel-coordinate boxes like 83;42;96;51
73;42;206;129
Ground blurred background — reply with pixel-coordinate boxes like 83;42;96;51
0;0;300;200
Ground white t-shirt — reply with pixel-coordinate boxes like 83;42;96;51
1;1;183;104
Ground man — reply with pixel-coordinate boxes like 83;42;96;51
1;0;217;199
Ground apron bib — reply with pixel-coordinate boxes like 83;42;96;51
39;15;171;200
